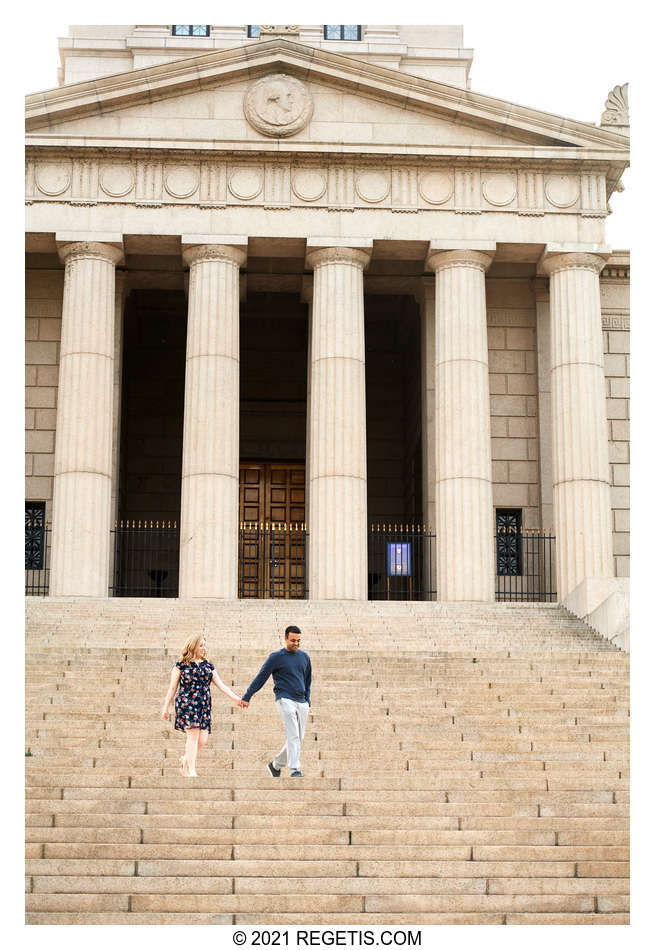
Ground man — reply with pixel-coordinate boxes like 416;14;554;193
241;625;311;778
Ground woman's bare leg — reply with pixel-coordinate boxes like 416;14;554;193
183;728;200;776
196;729;209;774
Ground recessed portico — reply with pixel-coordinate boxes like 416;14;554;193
25;37;629;612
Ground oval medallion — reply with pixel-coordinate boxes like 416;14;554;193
35;162;71;197
164;165;199;199
292;168;327;202
545;175;580;208
228;166;264;201
99;164;135;198
355;170;391;203
418;170;454;205
482;172;516;206
244;74;313;138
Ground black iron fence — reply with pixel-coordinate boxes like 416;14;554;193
25;525;50;596
239;522;308;599
110;520;180;597
495;527;557;602
26;519;556;603
368;523;437;600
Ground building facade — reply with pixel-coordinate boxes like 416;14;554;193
25;26;630;623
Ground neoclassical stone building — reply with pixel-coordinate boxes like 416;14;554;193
25;25;630;637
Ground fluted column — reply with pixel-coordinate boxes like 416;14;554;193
426;245;495;602
305;243;372;599
50;241;124;596
179;242;246;598
542;251;613;600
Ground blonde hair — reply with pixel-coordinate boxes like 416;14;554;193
178;635;209;666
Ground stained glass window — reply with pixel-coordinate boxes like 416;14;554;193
496;508;523;576
324;25;361;40
25;502;46;570
172;25;210;37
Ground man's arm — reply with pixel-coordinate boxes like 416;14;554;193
305;656;312;706
242;654;275;703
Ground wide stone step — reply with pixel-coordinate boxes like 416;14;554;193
25;598;629;924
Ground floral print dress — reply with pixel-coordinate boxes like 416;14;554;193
174;660;214;733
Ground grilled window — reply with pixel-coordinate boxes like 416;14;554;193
25;502;46;570
496;508;523;576
324;25;361;40
171;25;210;37
247;25;261;38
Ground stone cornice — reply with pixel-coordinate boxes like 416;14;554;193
25;38;630;154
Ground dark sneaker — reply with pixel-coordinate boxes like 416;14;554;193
266;761;281;777
290;769;303;777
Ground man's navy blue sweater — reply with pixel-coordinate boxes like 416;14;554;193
242;648;312;705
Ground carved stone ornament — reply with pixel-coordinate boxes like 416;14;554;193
244;74;313;137
164;164;199;199
35;161;72;196
292;168;327;202
482;172;517;207
601;83;629;127
259;25;300;35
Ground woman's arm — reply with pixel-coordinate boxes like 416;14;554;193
212;669;247;706
161;666;181;720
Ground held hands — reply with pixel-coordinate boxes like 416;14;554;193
161;708;170;721
236;698;249;708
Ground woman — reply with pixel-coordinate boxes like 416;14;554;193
161;635;246;776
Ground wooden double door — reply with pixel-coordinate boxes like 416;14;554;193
239;463;306;598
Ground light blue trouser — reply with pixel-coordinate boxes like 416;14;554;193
272;698;309;771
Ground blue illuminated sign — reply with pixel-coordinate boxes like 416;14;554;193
387;542;412;577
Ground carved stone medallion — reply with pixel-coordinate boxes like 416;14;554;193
35;162;72;196
545;174;580;208
482;172;517;207
99;164;135;198
355;170;391;203
228;166;265;200
244;74;313;137
418;170;453;205
292;168;327;202
164;165;200;199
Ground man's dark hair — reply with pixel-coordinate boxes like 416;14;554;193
284;625;302;638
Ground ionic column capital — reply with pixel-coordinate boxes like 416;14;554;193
306;246;372;270
425;244;495;274
57;241;124;267
541;251;607;277
182;243;247;268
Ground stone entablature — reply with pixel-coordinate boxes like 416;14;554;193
25;154;609;217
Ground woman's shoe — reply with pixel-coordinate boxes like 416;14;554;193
179;754;189;776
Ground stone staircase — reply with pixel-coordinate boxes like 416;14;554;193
26;598;629;924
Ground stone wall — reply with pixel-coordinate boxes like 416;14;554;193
25;269;63;523
600;258;630;577
486;275;540;530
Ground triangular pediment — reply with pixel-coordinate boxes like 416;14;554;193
26;38;629;160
